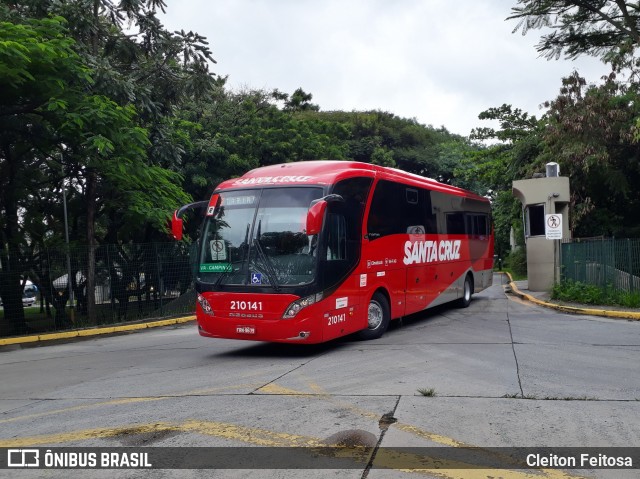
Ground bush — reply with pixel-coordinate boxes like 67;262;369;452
504;248;527;279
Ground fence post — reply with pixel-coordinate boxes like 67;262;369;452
154;243;164;317
627;238;635;293
106;245;115;323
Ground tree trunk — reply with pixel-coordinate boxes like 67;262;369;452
0;144;28;335
85;168;98;324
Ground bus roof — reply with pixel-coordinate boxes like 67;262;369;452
216;160;487;202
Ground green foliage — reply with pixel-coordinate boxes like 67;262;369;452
308;110;476;186
370;146;395;167
0;1;215;327
509;1;640;61
281;87;320;112
491;191;523;259
500;2;640;240
504;248;527;279
417;388;436;397
0;8;100;332
540;71;640;237
552;280;640;308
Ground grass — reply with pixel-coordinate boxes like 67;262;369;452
502;393;595;401
501;268;527;281
417;388;436;397
552;280;640;308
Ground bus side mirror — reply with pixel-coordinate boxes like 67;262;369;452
169;199;210;241
171;210;184;241
306;200;327;235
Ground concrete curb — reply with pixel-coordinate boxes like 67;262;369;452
503;272;640;321
0;315;196;346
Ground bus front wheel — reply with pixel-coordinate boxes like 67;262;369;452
357;292;390;340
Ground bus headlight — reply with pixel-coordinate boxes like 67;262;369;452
283;292;323;319
197;294;214;316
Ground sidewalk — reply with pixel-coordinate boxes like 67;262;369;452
504;274;640;321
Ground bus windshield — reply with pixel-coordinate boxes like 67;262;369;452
198;187;324;288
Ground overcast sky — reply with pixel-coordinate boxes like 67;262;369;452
162;0;610;137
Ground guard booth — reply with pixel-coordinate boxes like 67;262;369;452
512;163;570;291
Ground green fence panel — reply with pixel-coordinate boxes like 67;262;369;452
0;242;196;337
561;238;640;292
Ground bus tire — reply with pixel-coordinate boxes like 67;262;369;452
357;292;390;340
459;274;473;308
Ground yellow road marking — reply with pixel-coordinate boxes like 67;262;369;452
257;383;313;395
181;420;325;447
0;397;163;425
0;420;324;448
0;422;179;447
0;382;262;425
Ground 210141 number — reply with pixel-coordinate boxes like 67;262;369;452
230;301;263;311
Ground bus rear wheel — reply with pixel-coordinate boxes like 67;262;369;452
357;292;390;340
459;274;473;308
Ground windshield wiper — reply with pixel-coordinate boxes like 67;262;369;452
252;220;281;292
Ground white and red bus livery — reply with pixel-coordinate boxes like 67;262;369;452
172;161;493;344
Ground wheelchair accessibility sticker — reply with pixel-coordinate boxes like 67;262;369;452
251;273;262;285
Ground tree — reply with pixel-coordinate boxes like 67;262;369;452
5;0;216;323
509;0;640;61
0;10;95;333
464;104;544;193
282;88;320;112
460;105;544;257
508;1;640;238
177;88;349;209
541;71;640;236
0;4;195;331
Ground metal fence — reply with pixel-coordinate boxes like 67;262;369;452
561;237;640;292
0;242;197;337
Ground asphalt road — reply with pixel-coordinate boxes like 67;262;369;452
1;274;639;479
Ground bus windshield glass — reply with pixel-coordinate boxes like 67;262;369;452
198;187;324;287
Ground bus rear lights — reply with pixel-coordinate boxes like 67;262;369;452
282;292;323;319
197;294;215;316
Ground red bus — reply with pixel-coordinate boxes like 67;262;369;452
172;161;493;344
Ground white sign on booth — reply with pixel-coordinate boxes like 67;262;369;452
545;214;562;240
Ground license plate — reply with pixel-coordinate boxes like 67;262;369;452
236;326;255;335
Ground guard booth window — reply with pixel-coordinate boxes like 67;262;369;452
526;204;545;237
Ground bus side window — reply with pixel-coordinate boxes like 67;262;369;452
446;213;465;235
367;181;405;239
